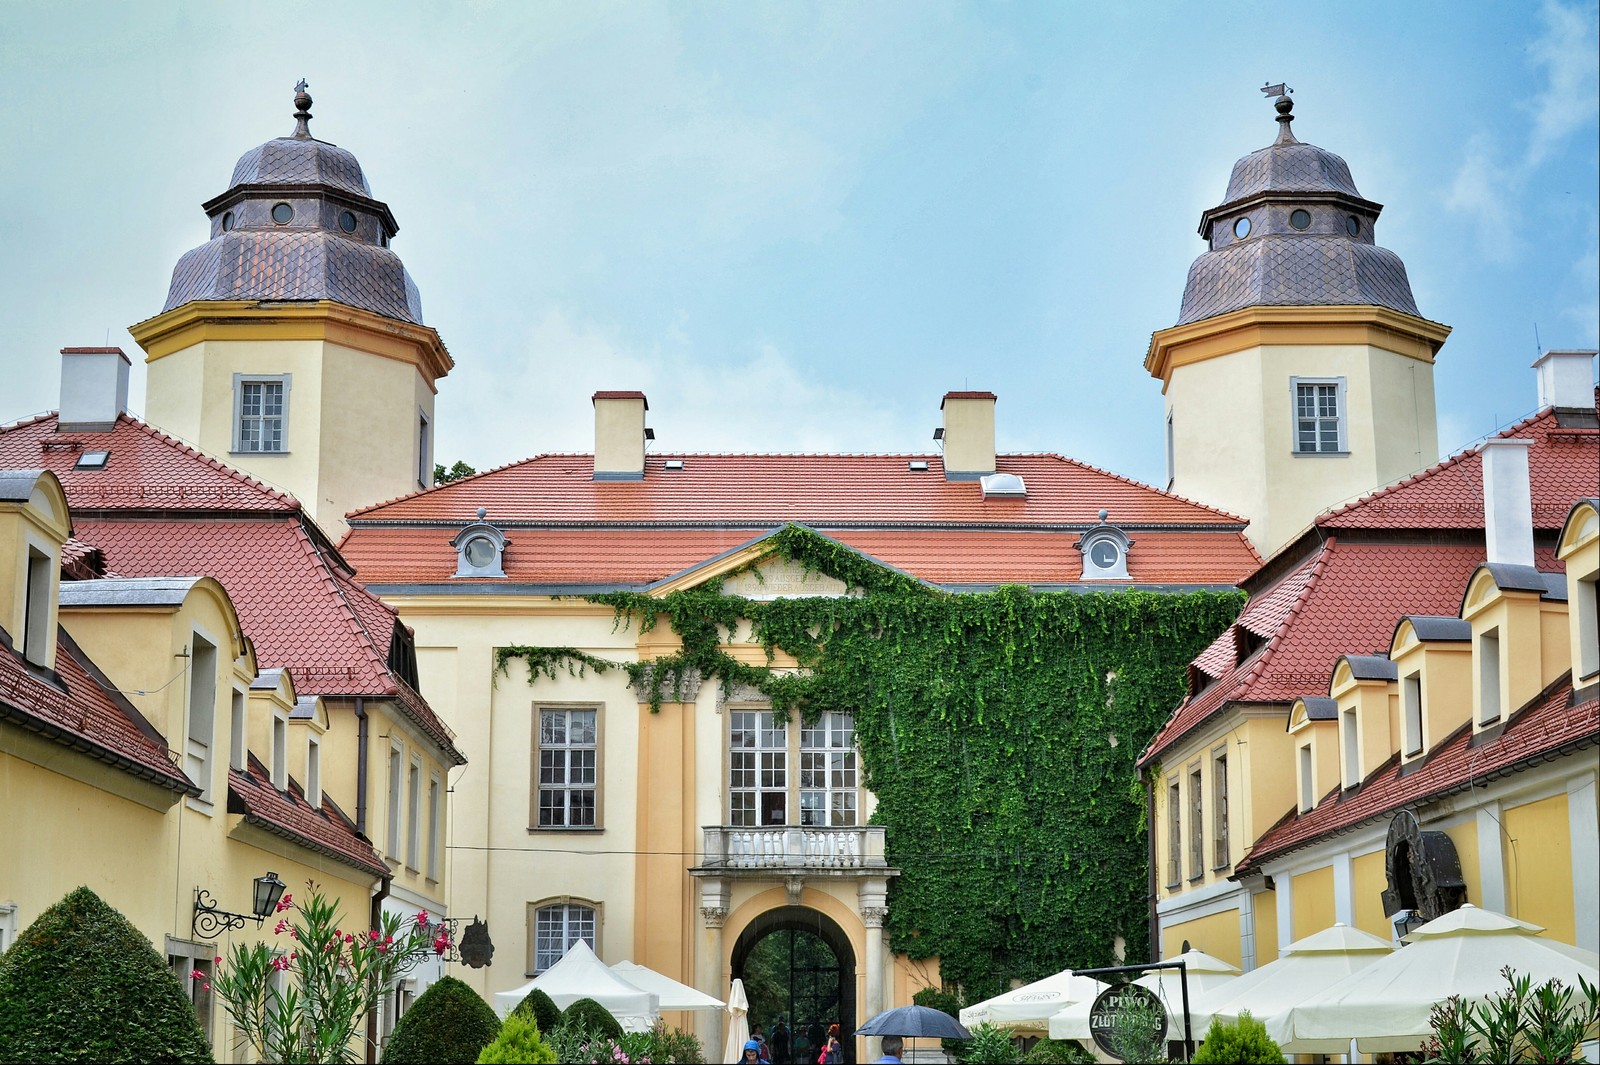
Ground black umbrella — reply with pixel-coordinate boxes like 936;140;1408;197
856;1004;973;1039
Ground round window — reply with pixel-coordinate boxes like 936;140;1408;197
1346;215;1360;236
1233;217;1252;239
339;210;358;233
271;202;294;225
221;211;234;232
1290;209;1312;230
463;536;497;568
1089;540;1121;570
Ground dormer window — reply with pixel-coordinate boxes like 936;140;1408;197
1077;510;1133;581
452;508;509;578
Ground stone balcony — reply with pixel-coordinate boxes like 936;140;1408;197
694;824;890;875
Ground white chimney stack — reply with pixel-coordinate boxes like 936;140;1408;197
59;347;130;432
1480;438;1535;568
940;391;997;481
1532;349;1596;410
592;390;649;481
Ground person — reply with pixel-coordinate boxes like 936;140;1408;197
819;1025;843;1064
874;1034;904;1064
755;1032;772;1063
771;1016;790;1064
740;1038;763;1065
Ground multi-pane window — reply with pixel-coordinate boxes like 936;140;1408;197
236;379;287;453
1212;751;1229;870
406;759;421;869
1188;766;1203;878
427;775;442;880
533;903;595;973
22;547;51;667
1166;779;1181;887
387;745;403;857
1298;744;1315;812
730;711;788;826
1478;629;1502;725
167;940;214;1041
1294;380;1343;453
186;635;218;802
1341;708;1360;787
800;713;857;827
1403;672;1424;756
537;709;597;828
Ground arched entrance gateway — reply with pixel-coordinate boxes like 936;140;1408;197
733;907;857;1064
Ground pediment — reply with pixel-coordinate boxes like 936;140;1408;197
720;556;850;600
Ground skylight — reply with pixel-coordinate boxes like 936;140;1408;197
74;450;110;469
979;473;1026;498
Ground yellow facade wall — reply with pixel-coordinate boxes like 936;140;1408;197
1442;819;1481;911
1291;866;1335;941
1254;895;1278;965
1352;850;1391;940
1162;907;1242;969
1503;793;1576;946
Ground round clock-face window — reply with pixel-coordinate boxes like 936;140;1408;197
271;202;294;225
1290;209;1312;230
1090;540;1120;569
463;536;497;568
1233;217;1252;239
1346;215;1360;236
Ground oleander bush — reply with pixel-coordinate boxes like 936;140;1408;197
959;1021;1020;1064
0;885;213;1064
1421;967;1600;1064
381;975;500;1063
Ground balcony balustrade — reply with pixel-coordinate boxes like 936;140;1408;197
698;824;888;873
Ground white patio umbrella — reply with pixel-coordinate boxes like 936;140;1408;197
1187;923;1393;1049
1048;948;1240;1044
611;961;725;1011
721;977;751;1063
1282;905;1600;1054
960;969;1108;1030
492;940;660;1031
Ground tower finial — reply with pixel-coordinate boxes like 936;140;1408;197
292;79;313;139
1261;82;1297;144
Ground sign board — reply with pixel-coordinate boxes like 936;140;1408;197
1088;982;1166;1059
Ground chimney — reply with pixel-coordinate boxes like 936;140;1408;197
1533;349;1597;410
59;347;130;432
940;391;997;481
592;391;649;481
1480;438;1535;568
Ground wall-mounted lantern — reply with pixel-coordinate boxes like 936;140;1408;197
193;871;288;939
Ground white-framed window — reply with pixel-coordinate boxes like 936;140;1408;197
1291;377;1346;454
22;545;52;667
306;735;322;808
232;373;290;453
1211;748;1229;870
186;634;218;803
406;758;422;870
1298;744;1315;812
417;411;431;488
0;902;18;954
1478;629;1503;725
166;937;215;1041
529;901;597;975
387;743;404;858
534;707;599;829
731;710;788;826
1165;410;1176;490
1341;707;1360;789
800;713;857;827
1577;573;1599;681
1188;764;1204;879
1403;671;1424;756
427;774;442;881
1166;778;1181;887
229;689;246;773
271;712;288;791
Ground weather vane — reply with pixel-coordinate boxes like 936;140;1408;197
1260;82;1291;99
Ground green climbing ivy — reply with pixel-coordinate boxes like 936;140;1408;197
496;525;1241;1001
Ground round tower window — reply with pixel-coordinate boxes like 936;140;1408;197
1290;209;1312;230
1233;217;1252;239
463;536;497;568
221;211;235;231
1090;540;1121;570
339;210;358;233
271;202;294;225
1346;216;1360;236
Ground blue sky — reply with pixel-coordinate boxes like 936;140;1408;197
1;1;1595;493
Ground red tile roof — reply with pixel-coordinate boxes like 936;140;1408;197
0;413;299;513
1239;677;1599;871
229;755;388;877
60;537;107;580
0;625;196;795
1319;407;1598;532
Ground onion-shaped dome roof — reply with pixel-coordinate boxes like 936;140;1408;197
1174;93;1422;327
162;82;424;324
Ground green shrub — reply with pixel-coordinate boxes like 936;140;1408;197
1022;1037;1097;1064
476;1010;557;1064
0;885;214;1064
556;997;624;1041
620;1021;707;1063
1192;1010;1286;1064
959;1021;1021;1064
512;988;562;1042
381;975;501;1063
915;985;967;1055
546;1021;619;1063
1422;967;1600;1064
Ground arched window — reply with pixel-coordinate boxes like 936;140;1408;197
529;900;598;974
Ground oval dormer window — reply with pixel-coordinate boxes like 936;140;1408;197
1077;513;1133;581
1234;217;1251;239
272;202;294;225
452;509;509;578
1090;540;1121;570
339;210;358;233
463;535;496;569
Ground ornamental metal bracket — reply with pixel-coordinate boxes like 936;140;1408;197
192;888;264;940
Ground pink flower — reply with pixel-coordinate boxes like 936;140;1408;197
384;934;393;945
274;919;288;935
275;893;294;913
416;909;429;927
271;956;290;972
289;927;299;940
214;956;222;963
369;930;380;941
202;983;211;991
345;933;354;944
190;968;205;981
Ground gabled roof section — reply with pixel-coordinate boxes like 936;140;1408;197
229;754;387;877
1319;405;1599;532
1241;675;1599;872
0;622;196;795
0;412;299;514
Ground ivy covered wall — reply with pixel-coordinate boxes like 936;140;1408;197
499;526;1242;1000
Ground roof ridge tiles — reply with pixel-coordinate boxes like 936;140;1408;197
115;414;302;509
346;451;558;518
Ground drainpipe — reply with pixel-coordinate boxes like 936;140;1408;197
367;875;391;1065
1146;769;1160;962
355;699;369;835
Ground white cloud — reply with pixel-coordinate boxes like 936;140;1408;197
1444;133;1521;263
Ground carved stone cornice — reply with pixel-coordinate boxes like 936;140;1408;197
701;906;728;929
861;906;889;929
631;664;704;703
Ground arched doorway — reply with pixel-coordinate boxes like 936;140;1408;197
732;906;857;1064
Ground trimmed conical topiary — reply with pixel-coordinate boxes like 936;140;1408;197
0;885;214;1063
512;987;562;1041
555;997;623;1041
381;975;501;1064
476;1010;557;1064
